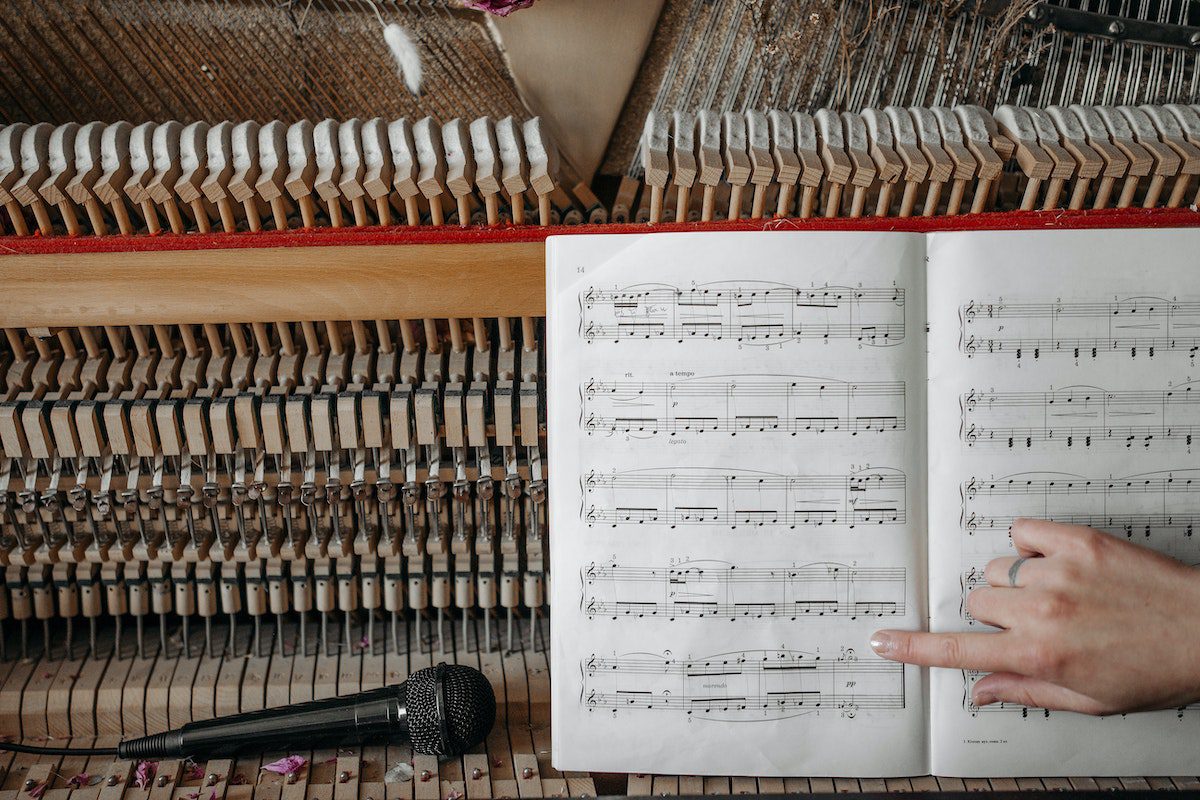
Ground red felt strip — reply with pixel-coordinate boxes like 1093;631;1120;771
1;206;1198;257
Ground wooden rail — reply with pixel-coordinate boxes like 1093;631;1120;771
0;241;547;327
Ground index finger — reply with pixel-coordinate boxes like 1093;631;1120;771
1010;517;1092;558
871;628;1018;673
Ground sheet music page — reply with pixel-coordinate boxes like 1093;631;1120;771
926;228;1200;777
548;231;928;777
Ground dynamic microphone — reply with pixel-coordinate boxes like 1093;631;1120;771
116;663;495;760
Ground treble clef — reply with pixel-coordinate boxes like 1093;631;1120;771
585;504;598;524
964;423;978;445
964;477;978;500
585;412;597;432
963;335;977;356
584;321;598;342
584;287;596;308
585;378;597;398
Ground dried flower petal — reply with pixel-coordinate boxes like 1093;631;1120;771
135;761;158;790
261;756;307;777
445;789;463;800
383;762;413;784
27;782;46;799
458;0;536;16
67;773;91;789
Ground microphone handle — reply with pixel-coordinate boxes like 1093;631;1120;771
119;685;410;759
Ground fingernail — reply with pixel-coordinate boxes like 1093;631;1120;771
973;691;996;706
870;632;894;656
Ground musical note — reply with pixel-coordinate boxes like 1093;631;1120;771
581;375;906;437
582;649;905;720
960;382;1200;450
582;467;908;529
581;560;906;622
579;282;906;347
959;297;1200;360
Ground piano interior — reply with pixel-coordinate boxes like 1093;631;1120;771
2;0;1200;794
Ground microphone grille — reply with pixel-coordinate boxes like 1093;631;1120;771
407;664;497;757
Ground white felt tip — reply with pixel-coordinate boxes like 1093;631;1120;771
383;23;422;97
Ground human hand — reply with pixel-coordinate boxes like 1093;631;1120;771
871;518;1200;715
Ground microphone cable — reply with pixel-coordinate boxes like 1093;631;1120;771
0;742;120;756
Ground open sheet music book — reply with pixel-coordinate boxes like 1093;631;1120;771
546;228;1200;778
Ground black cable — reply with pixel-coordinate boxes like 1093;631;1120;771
0;742;120;757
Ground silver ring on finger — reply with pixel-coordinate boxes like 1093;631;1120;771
1008;557;1029;588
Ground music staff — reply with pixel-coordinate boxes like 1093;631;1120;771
583;467;907;529
961;382;1200;450
579;282;905;346
959;297;1200;360
582;376;906;436
582;649;905;719
962;671;1200;719
582;560;907;622
960;469;1200;538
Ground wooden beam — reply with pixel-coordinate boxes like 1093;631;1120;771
0;241;546;326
